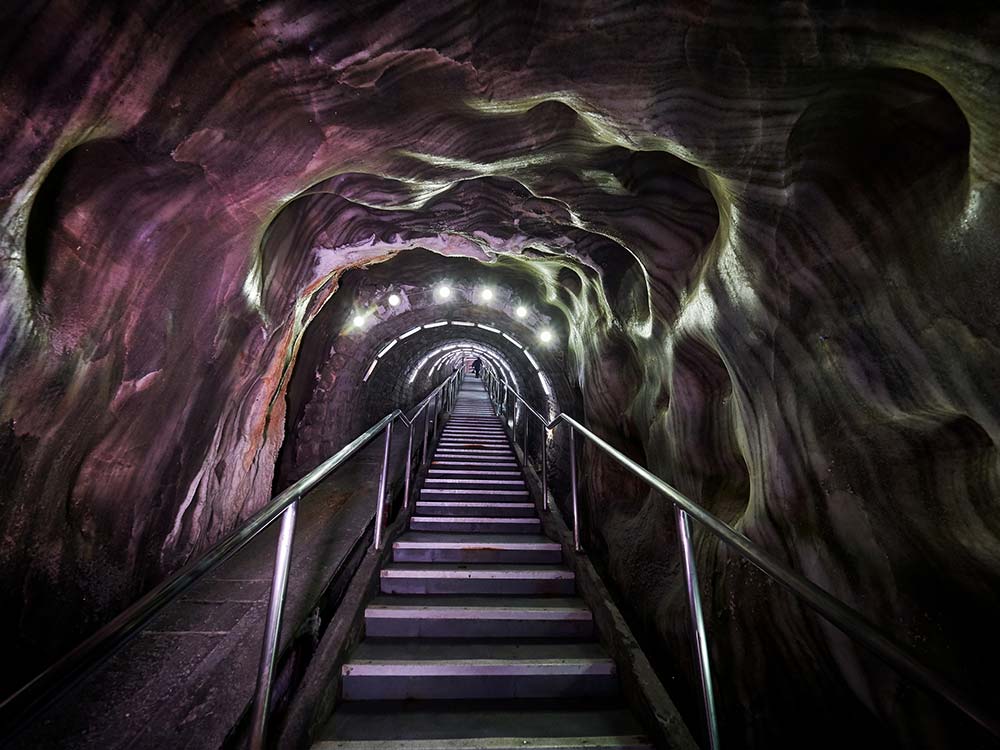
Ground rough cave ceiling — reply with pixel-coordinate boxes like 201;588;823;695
1;2;999;748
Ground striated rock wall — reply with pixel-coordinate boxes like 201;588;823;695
1;2;999;746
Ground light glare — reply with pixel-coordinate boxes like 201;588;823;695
436;285;452;300
481;287;494;301
388;293;401;307
353;314;367;328
515;305;528;318
539;329;553;344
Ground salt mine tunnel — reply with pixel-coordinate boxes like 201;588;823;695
1;2;999;749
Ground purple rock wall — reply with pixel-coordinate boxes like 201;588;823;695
1;3;999;746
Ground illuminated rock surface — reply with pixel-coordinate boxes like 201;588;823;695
1;3;999;747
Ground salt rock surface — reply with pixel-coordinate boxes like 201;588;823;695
1;3;999;747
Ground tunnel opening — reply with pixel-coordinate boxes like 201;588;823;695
273;249;578;491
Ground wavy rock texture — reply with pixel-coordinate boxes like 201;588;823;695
1;2;999;747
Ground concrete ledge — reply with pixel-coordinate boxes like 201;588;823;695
518;458;699;750
274;431;443;749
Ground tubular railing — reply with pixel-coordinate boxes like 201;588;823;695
481;367;999;749
0;369;464;750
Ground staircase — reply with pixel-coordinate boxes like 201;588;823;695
313;379;654;749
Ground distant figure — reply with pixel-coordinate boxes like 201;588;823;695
472;357;482;378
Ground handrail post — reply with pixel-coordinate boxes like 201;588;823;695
522;415;529;465
676;507;720;750
422;403;431;464
541;426;549;511
403;422;414;509
431;392;440;440
248;501;298;750
373;420;394;550
569;425;581;552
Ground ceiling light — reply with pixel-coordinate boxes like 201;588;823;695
352;314;367;328
388;293;401;307
515;305;528;318
539;329;553;344
436;285;452;300
480;287;494;302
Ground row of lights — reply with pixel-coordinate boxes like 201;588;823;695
433;284;527;320
352;285;554;344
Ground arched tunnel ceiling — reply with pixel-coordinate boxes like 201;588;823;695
1;4;1000;748
276;250;576;483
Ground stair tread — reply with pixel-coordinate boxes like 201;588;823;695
348;639;609;662
428;469;522;475
368;595;590;613
395;532;557;546
383;563;572;576
316;739;651;750
424;477;525;487
430;461;519;466
318;699;646;743
411;515;539;522
415;502;535;510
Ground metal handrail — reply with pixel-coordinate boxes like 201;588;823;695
0;369;464;749
481;368;1000;746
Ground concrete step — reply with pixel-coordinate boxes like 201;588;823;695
392;533;562;564
410;516;541;534
437;449;513;456
415;501;536;517
432;457;518;465
442;426;507;432
430;461;520;470
424;476;525;483
315;738;651;750
420;487;529;497
432;456;518;462
315;698;651;749
433;450;518;459
438;444;510;450
440;439;508;444
380;563;575;595
440;437;508;443
428;468;523;477
438;439;511;446
341;641;616;700
364;596;593;638
424;477;526;490
414;496;535;506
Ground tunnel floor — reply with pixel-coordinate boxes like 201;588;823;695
316;379;652;748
